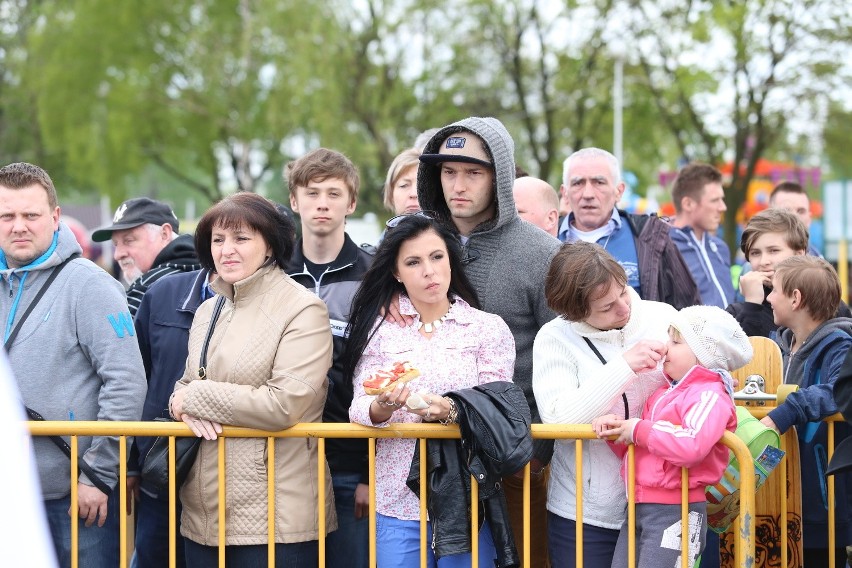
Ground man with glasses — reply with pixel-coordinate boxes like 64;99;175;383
416;117;561;568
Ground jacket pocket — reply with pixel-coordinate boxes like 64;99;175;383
253;438;269;481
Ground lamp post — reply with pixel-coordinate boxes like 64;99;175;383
613;55;623;167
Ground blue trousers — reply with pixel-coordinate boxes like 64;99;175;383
130;490;185;568
44;490;120;568
375;512;497;568
547;511;620;568
184;538;318;568
326;470;368;568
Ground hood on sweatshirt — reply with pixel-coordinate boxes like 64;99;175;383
417;117;518;236
777;317;852;387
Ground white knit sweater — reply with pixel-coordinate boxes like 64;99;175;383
532;288;677;528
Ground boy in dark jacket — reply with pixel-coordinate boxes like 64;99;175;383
285;148;373;568
762;255;852;566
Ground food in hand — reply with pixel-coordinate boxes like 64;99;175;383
405;393;430;410
363;361;420;395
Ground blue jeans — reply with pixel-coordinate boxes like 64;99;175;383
184;538;318;568
44;490;120;568
375;512;497;568
326;470;368;568
130;490;185;568
548;512;620;568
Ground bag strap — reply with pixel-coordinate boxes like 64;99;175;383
25;406;113;495
8;254;111;494
582;337;630;420
4;254;79;350
198;295;226;379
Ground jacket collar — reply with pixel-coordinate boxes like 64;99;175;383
288;233;361;275
211;262;279;303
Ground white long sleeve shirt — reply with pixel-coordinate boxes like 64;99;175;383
532;288;676;528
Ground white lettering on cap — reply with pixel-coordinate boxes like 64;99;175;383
113;203;128;222
445;137;466;149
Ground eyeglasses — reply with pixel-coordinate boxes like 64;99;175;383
385;210;436;229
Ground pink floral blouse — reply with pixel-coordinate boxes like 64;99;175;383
349;294;515;520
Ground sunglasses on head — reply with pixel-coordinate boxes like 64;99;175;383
385;210;436;229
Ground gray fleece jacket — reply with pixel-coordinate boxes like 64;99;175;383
418;117;561;462
0;222;146;498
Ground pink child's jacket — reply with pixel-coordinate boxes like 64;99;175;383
608;365;737;504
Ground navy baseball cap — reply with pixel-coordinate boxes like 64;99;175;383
92;198;179;242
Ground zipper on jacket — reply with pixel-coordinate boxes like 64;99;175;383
291;262;355;296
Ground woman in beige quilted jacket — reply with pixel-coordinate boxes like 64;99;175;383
169;193;335;567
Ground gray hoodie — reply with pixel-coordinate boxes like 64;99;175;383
0;222;146;498
418;117;561;461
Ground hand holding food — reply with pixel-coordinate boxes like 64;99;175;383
363;361;420;395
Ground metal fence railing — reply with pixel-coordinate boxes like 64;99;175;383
28;421;759;568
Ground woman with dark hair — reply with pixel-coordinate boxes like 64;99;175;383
169;192;335;567
533;241;674;568
344;213;516;567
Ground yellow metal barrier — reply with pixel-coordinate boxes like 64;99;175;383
29;421;760;568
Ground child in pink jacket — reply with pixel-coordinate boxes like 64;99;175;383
592;306;752;568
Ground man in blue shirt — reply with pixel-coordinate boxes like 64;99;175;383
669;162;735;308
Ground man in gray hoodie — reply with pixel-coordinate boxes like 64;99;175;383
0;162;147;568
418;117;561;567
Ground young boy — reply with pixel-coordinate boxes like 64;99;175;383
762;255;852;566
593;306;751;568
285;148;373;568
727;208;851;338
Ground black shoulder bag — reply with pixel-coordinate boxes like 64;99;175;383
5;256;113;495
582;337;629;419
141;295;226;497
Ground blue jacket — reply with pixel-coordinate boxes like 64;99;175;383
669;226;735;308
133;269;210;472
770;320;852;548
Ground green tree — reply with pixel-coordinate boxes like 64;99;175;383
26;0;334;205
626;0;851;254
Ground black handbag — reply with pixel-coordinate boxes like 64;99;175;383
140;295;225;497
140;417;202;496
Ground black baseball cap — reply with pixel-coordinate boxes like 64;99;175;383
92;198;180;242
419;132;494;169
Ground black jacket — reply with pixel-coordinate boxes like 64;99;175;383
286;234;374;480
407;382;533;568
126;234;201;317
828;348;852;476
621;210;701;310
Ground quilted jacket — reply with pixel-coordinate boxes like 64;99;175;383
174;263;336;545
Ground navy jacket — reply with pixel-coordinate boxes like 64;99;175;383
133;269;211;472
669;225;735;308
770;323;852;548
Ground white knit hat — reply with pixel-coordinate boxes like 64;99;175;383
670;306;753;371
